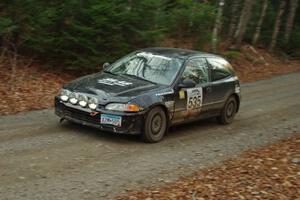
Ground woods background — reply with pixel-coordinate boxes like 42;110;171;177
0;0;299;70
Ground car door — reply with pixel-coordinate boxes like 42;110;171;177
206;57;235;110
172;57;212;123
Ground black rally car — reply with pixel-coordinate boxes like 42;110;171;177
55;48;241;142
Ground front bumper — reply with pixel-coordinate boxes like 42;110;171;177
55;97;144;135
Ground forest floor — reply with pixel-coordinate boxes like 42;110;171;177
117;134;300;200
1;45;300;115
0;61;74;115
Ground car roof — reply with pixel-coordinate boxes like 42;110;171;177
141;47;223;60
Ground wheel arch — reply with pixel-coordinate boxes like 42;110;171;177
147;103;171;128
232;93;240;112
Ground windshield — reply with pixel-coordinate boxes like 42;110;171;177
106;51;183;85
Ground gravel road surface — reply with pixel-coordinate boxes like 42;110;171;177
1;73;300;200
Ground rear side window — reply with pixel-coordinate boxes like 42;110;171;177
207;58;234;81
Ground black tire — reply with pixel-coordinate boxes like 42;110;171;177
141;107;167;143
217;96;237;125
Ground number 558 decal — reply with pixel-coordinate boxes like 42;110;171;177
187;87;203;110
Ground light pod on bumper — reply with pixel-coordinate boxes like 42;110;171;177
69;92;79;105
78;94;88;107
88;97;98;110
60;89;71;102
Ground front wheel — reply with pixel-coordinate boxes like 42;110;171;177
217;96;237;125
141;107;167;143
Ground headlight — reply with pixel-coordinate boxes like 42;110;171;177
105;103;142;112
88;97;98;110
78;94;88;107
60;89;71;102
69;92;79;104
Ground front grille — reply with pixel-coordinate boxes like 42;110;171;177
64;106;100;124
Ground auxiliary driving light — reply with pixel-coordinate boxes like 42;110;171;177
69;92;79;105
88;97;98;110
78;94;88;107
60;89;71;102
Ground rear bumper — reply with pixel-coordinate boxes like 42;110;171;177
55;97;144;135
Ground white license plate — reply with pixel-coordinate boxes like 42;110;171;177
100;114;122;127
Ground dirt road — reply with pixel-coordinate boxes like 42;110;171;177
1;73;300;200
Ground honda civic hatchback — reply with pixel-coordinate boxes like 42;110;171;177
55;48;241;142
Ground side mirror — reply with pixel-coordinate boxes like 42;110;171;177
178;79;196;89
102;62;110;70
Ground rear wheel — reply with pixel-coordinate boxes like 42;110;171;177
217;96;237;125
142;107;167;143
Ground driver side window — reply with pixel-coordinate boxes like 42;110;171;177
182;58;209;84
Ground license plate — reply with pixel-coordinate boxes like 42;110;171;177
100;114;122;127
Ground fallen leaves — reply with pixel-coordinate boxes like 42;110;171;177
117;134;300;200
0;59;74;115
231;45;300;83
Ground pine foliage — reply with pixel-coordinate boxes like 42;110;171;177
0;0;299;70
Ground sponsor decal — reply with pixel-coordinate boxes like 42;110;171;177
179;90;185;99
136;52;171;61
155;90;174;96
98;78;132;86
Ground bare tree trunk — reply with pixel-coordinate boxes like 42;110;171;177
9;48;18;92
252;0;268;45
233;0;256;49
228;0;240;38
269;0;286;52
284;0;299;44
212;0;225;53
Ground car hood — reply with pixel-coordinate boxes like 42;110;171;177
64;72;167;102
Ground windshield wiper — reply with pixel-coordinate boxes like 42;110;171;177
120;73;156;84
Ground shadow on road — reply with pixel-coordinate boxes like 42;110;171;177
58;117;220;144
